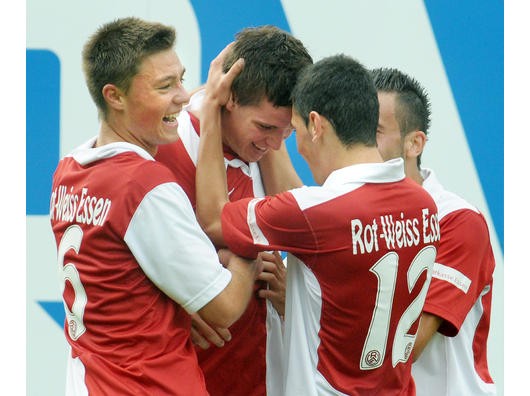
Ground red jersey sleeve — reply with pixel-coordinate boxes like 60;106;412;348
221;191;317;259
422;209;495;336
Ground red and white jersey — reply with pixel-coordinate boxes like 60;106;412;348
156;90;284;396
221;159;440;395
411;169;497;395
50;138;231;396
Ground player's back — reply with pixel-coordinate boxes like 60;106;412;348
282;177;440;395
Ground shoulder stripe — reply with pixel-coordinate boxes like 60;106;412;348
247;198;269;245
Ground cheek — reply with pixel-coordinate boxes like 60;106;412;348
295;133;309;157
376;135;396;160
376;134;388;152
129;98;159;122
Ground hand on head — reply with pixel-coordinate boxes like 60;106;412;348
204;42;245;108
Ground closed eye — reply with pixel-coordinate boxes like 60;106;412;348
258;123;275;131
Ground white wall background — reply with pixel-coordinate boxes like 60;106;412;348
26;1;504;394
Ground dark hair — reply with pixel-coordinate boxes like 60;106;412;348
371;68;431;136
82;17;176;119
371;68;431;166
292;54;379;147
223;25;313;107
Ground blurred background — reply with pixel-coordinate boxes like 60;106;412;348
26;1;503;394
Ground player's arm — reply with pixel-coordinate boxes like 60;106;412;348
196;43;244;246
198;249;262;328
258;140;303;195
412;209;491;361
125;175;260;330
412;312;443;361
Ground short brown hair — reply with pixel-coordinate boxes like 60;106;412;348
82;17;176;119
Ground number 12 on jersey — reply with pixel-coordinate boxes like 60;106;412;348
360;246;436;370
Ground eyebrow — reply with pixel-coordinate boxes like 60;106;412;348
155;67;187;84
256;121;277;128
255;120;294;131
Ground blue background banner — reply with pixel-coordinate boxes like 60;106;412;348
26;50;60;215
424;0;504;250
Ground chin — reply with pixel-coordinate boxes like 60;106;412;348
247;153;265;163
161;132;180;145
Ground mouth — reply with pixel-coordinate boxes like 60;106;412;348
163;112;179;125
252;142;267;152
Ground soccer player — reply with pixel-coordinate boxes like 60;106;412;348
371;67;497;395
49;17;260;395
195;53;440;395
155;25;312;396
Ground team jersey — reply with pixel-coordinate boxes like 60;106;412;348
155;90;284;396
50;138;232;395
411;169;497;395
221;159;440;395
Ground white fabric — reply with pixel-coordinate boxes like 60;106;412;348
412;285;496;395
124;182;232;313
412;168;496;395
65;347;89;396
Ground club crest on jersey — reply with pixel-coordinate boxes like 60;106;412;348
364;350;382;368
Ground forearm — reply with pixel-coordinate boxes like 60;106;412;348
259;141;303;195
198;253;260;328
412;311;443;361
195;100;229;246
195;43;243;247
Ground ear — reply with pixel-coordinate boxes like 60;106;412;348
225;92;237;111
404;130;427;159
308;111;323;142
102;83;125;111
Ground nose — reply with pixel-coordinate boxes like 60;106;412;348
173;85;190;106
265;132;284;151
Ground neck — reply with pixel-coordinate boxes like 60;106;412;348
317;145;383;184
337;145;383;168
96;120;156;157
405;161;424;185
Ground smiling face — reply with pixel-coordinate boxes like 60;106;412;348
221;98;293;162
119;49;190;154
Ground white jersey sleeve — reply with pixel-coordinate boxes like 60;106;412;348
124;181;231;313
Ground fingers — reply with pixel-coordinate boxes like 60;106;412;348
215;327;232;342
190;313;231;349
259;251;285;269
191;327;211;350
212;42;235;64
224;57;245;83
258;251;286;282
211;42;244;76
257;270;278;284
204;42;244;107
258;289;286;317
256;251;286;317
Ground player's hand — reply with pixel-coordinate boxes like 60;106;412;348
190;313;232;350
203;42;244;108
219;248;264;279
257;251;286;317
